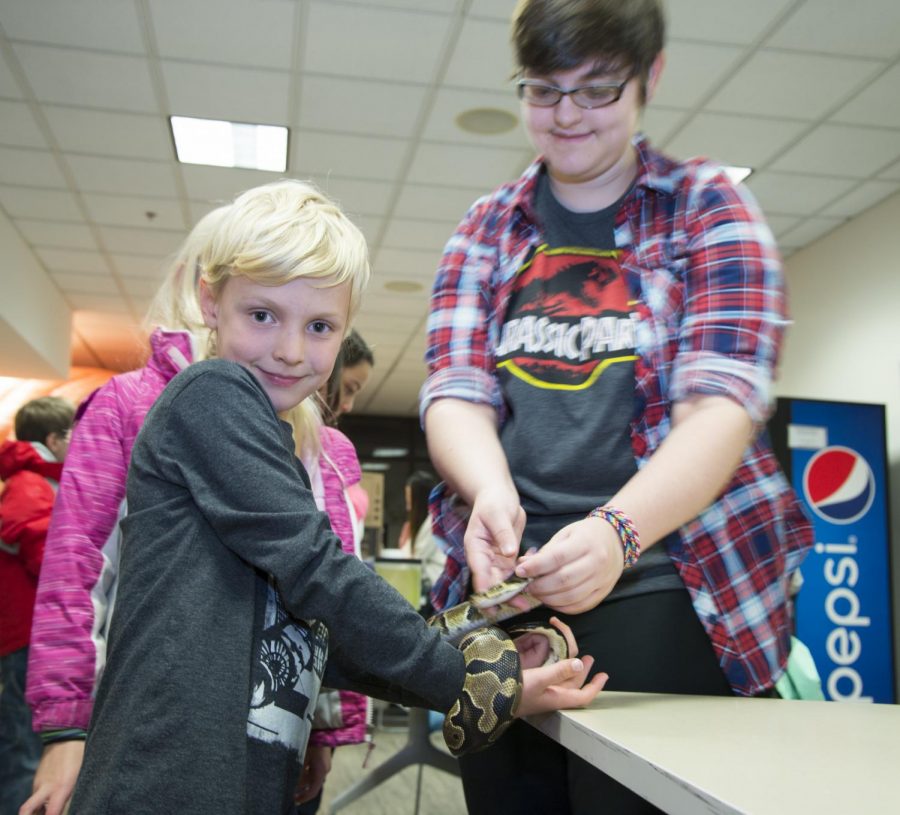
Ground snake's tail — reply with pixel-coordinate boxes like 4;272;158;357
442;626;522;757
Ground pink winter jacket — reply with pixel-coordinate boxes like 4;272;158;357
308;426;368;747
28;328;369;747
27;330;194;731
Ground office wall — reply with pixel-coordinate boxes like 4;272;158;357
775;189;900;699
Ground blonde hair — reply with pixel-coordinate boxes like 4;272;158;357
198;179;370;319
143;204;232;359
199;179;371;458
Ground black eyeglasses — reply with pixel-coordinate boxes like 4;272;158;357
516;77;630;110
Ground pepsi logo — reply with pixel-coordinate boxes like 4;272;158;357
803;446;875;525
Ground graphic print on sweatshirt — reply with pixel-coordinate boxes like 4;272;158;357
247;579;328;752
495;245;638;389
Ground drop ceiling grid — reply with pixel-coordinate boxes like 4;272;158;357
0;0;898;411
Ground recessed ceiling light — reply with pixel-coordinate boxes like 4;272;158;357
362;462;391;471
724;165;753;184
371;447;409;458
384;280;424;293
169;115;288;172
456;107;518;135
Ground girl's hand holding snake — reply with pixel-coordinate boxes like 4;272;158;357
515;516;625;615
464;485;526;594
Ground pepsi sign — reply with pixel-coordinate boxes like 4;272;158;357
774;399;895;704
803;446;875;525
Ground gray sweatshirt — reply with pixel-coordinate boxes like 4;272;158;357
70;360;464;815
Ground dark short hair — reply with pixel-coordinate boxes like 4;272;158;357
342;329;374;369
14;396;75;443
512;0;665;93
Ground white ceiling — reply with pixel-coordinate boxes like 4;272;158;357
1;0;899;416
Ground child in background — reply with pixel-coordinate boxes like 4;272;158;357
20;206;232;815
68;179;605;814
0;396;74;815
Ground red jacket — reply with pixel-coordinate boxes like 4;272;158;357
0;439;63;655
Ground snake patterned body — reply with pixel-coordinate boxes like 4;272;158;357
427;576;569;755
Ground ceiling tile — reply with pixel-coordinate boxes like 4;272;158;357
443;17;516;92
819;181;900;218
422;87;528;148
97;225;187;255
879;159;900;181
763;213;802;238
0;49;24;98
298;76;427;138
705;50;881;120
347;214;383;247
746;171;858;216
35;247;110;274
665;112;809;169
642;107;691;147
51;271;117;294
468;0;516;21
120;276;162;297
0;100;48;148
292;131;409;182
393;183;484;222
0;186;82;220
110;254;169;279
374;247;442;279
313;177;396;219
766;0;900;58
0;0;146;53
0;146;67;188
777;216;846;248
359;0;456;11
667;0;797;43
14;219;98;250
652;41;745;109
831;64;900;129
304;4;449;82
65;292;131;313
82;194;186;230
66;155;180;198
161;61;290;124
43;106;173;160
150;0;295;70
180;165;283;204
407;141;525;188
770;124;900;178
382;217;460;252
13;43;157;113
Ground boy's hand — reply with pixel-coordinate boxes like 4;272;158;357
293;744;332;805
517;656;608;717
19;739;85;815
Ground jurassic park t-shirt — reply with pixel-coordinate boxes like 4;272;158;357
497;172;680;597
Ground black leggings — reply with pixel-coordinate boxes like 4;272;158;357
457;589;734;815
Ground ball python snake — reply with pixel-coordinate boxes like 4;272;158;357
427;576;569;756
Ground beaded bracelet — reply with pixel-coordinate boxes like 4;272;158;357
587;505;641;569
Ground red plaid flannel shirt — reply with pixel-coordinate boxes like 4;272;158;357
420;136;813;696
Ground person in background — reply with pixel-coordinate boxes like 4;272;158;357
335;329;373;418
318;329;375;551
397;470;442;595
66;178;605;814
20;205;232;815
421;1;813;813
0;396;74;815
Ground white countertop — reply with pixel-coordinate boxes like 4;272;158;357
528;691;900;815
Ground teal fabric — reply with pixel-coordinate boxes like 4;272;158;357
775;637;826;701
